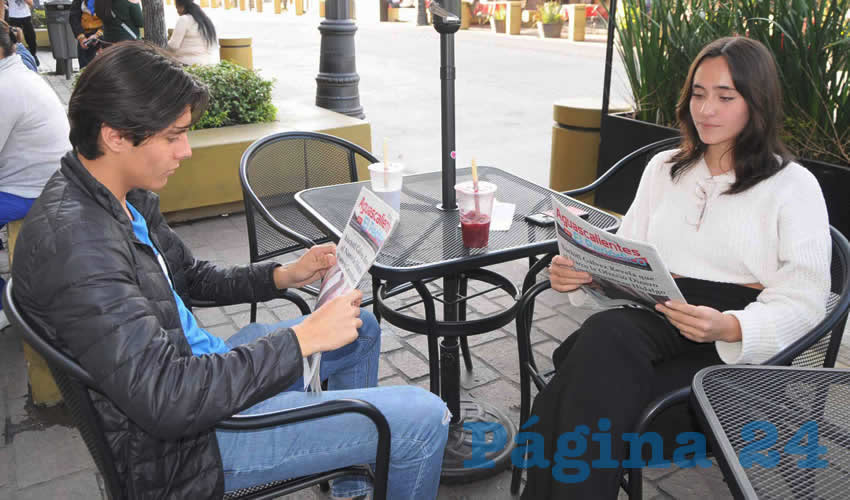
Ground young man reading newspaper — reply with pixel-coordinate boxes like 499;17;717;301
11;42;448;500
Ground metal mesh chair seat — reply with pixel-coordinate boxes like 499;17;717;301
223;465;373;500
254;193;334;259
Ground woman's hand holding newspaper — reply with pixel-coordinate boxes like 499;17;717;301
292;289;363;356
549;255;593;293
654;301;743;343
274;243;337;289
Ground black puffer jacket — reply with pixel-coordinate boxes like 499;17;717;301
11;152;303;499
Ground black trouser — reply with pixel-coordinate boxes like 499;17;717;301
521;278;760;499
7;16;39;66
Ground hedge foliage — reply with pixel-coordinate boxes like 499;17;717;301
186;60;277;130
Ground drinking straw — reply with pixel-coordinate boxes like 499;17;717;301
471;158;481;215
382;138;389;187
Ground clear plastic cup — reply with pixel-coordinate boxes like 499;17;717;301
368;162;404;212
455;181;497;248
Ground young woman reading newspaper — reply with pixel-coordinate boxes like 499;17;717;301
521;37;831;498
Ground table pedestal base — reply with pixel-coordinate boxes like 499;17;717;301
440;400;517;483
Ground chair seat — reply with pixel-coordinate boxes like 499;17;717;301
255;195;333;259
222;465;373;499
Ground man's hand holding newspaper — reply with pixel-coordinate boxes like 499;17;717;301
273;243;338;290
291;289;363;357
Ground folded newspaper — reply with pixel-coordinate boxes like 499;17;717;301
302;187;400;394
550;195;686;313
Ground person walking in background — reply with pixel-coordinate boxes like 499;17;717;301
6;0;38;67
95;0;141;43
167;0;216;65
0;19;70;329
70;0;104;68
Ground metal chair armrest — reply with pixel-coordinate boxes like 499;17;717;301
189;289;313;316
218;398;390;500
242;192;318;249
563;136;681;198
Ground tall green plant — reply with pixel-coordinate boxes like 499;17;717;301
616;0;850;165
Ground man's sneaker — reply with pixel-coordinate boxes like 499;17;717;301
0;310;9;331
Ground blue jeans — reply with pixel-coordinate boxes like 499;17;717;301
1;192;36;311
216;310;450;499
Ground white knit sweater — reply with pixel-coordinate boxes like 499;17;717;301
616;149;832;364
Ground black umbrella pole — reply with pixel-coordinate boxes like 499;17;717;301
440;32;457;211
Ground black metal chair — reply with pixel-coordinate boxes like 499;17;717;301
2;279;392;500
239;130;476;370
239;131;376;321
510;226;850;497
509;133;850;497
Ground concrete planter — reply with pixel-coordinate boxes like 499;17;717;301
537;21;563;39
35;28;50;48
157;101;373;222
460;2;472;29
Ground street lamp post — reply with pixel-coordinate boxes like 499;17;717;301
316;0;365;119
417;0;429;25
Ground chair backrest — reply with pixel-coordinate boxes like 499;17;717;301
776;227;850;368
798;158;850;240
2;280;125;499
594;114;680;214
239;131;379;263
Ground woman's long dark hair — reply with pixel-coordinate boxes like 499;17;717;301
176;0;217;48
671;36;792;194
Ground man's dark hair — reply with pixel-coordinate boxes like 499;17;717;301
69;41;209;160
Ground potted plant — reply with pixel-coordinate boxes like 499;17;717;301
598;0;850;222
490;5;506;33
31;8;50;48
536;1;564;39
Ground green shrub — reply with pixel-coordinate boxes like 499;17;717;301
31;9;46;29
537;2;563;24
186;61;277;130
616;0;850;166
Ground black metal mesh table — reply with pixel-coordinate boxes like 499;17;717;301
296;166;620;282
692;365;850;499
296;166;619;480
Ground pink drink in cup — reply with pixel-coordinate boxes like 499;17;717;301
455;181;497;248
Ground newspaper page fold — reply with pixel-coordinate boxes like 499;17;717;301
302;188;400;393
551;195;685;313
